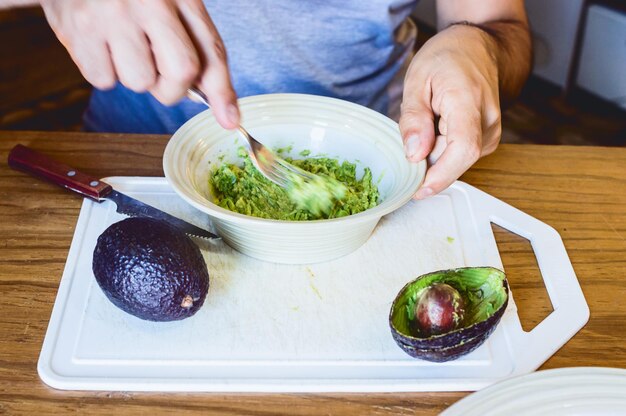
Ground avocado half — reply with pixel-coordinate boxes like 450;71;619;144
389;267;509;362
92;217;209;322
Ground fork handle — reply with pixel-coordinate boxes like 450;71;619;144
188;88;254;148
187;88;211;107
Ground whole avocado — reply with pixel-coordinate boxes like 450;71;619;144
92;217;209;321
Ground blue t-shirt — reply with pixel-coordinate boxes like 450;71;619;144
84;1;418;134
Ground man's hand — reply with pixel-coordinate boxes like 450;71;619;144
400;0;531;199
39;0;239;129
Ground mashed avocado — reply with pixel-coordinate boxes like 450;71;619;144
210;151;379;220
284;168;347;216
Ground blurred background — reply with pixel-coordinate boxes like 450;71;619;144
0;0;624;146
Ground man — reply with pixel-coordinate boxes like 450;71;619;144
4;0;532;199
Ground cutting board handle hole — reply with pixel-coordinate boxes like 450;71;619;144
491;223;554;332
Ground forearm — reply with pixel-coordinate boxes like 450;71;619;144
449;20;532;106
435;0;532;106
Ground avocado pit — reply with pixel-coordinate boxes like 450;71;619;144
414;283;465;337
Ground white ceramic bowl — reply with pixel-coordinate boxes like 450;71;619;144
163;93;425;264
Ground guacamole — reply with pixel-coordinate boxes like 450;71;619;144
210;151;379;220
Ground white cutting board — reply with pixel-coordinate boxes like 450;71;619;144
37;178;589;392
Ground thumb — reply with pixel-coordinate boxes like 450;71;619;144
399;82;436;163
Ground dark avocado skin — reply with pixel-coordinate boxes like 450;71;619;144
92;217;209;322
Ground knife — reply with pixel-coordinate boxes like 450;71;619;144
7;144;218;240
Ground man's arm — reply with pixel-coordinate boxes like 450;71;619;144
437;0;532;105
400;0;532;199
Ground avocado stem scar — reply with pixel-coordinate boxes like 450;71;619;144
181;295;194;308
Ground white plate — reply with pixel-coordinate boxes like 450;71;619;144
37;178;589;392
441;367;626;416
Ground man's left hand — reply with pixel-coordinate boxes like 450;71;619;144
400;24;502;200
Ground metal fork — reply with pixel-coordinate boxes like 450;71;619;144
187;87;317;188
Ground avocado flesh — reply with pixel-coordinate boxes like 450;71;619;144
92;217;209;322
210;150;379;220
389;267;509;361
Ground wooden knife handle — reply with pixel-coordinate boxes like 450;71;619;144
8;144;112;201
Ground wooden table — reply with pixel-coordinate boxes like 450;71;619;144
0;131;624;415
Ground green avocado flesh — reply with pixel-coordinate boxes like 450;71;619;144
392;267;508;338
210;150;380;220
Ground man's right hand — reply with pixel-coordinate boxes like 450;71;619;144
40;0;240;129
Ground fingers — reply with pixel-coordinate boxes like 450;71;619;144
414;100;483;199
427;135;447;165
67;36;117;90
42;0;202;103
177;0;239;129
399;75;436;164
40;0;115;90
108;24;157;93
42;0;238;127
143;3;201;105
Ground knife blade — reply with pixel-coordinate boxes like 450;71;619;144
106;190;217;239
7;144;218;240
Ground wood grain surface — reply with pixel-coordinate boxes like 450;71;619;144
0;131;624;415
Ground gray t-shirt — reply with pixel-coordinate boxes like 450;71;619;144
84;1;418;133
